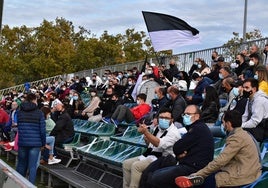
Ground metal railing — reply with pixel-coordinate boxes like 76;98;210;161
1;37;267;95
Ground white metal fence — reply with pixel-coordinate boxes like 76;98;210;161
1;37;267;96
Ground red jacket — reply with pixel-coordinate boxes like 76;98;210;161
130;103;151;120
0;109;9;124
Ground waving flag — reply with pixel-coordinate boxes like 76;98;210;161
142;11;200;52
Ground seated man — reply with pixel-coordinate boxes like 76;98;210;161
165;85;187;127
186;72;209;105
143;105;214;188
151;86;168;114
123;108;181;188
110;93;151;126
241;78;268;142
175;110;261;188
50;99;75;146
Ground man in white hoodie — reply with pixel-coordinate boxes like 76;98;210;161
242;78;268;142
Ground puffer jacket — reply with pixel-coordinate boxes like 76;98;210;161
17;102;46;147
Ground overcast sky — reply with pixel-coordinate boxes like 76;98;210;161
3;0;268;53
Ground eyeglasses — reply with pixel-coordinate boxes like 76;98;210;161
158;116;172;120
182;113;197;116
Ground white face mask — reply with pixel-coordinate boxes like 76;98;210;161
90;92;96;97
136;100;140;105
249;60;255;66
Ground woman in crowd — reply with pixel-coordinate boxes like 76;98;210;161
81;88;101;119
255;66;268;95
201;86;220;125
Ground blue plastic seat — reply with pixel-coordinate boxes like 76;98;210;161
110;126;146;147
72;119;88;131
86;122;116;137
242;171;268;188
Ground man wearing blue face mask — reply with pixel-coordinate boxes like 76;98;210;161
122;108;181;188
147;105;214;188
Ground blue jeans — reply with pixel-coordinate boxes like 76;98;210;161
16;146;41;184
42;136;56;161
46;136;55;155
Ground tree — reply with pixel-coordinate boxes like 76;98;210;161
0;18;155;89
223;29;262;60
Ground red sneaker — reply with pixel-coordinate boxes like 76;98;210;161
175;176;204;188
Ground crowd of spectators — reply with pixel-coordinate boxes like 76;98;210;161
0;43;267;186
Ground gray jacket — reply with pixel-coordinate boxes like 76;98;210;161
242;90;268;128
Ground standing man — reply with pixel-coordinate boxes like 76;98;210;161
176;110;261;188
16;93;46;184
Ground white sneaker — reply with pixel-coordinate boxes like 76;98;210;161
48;158;61;165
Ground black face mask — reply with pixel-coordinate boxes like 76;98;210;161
243;90;252;98
235;60;240;64
212;56;216;60
169;64;175;67
222;87;227;92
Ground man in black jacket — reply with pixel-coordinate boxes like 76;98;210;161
50;99;74;146
147;105;214;188
165;85;186;127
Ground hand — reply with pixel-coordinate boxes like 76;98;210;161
177;151;187;159
186;96;192;101
45;144;51;150
152;118;158;126
138;123;148;134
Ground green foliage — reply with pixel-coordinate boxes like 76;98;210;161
0;18;152;89
223;29;262;60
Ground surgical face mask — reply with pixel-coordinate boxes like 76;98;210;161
197;64;202;69
73;96;78;100
90;92;96;97
166;93;171;100
69;94;73;98
154;94;159;99
232;87;240;97
158;118;170;130
118;75;123;79
218;73;224;79
249;60;255;66
230;63;237;69
202;93;206;100
147;70;153;74
128;81;133;85
254;74;258;80
192;80;199;85
182;114;193;126
136;100;140;105
220;123;226;134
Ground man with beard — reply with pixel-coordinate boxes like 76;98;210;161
241;78;268;142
